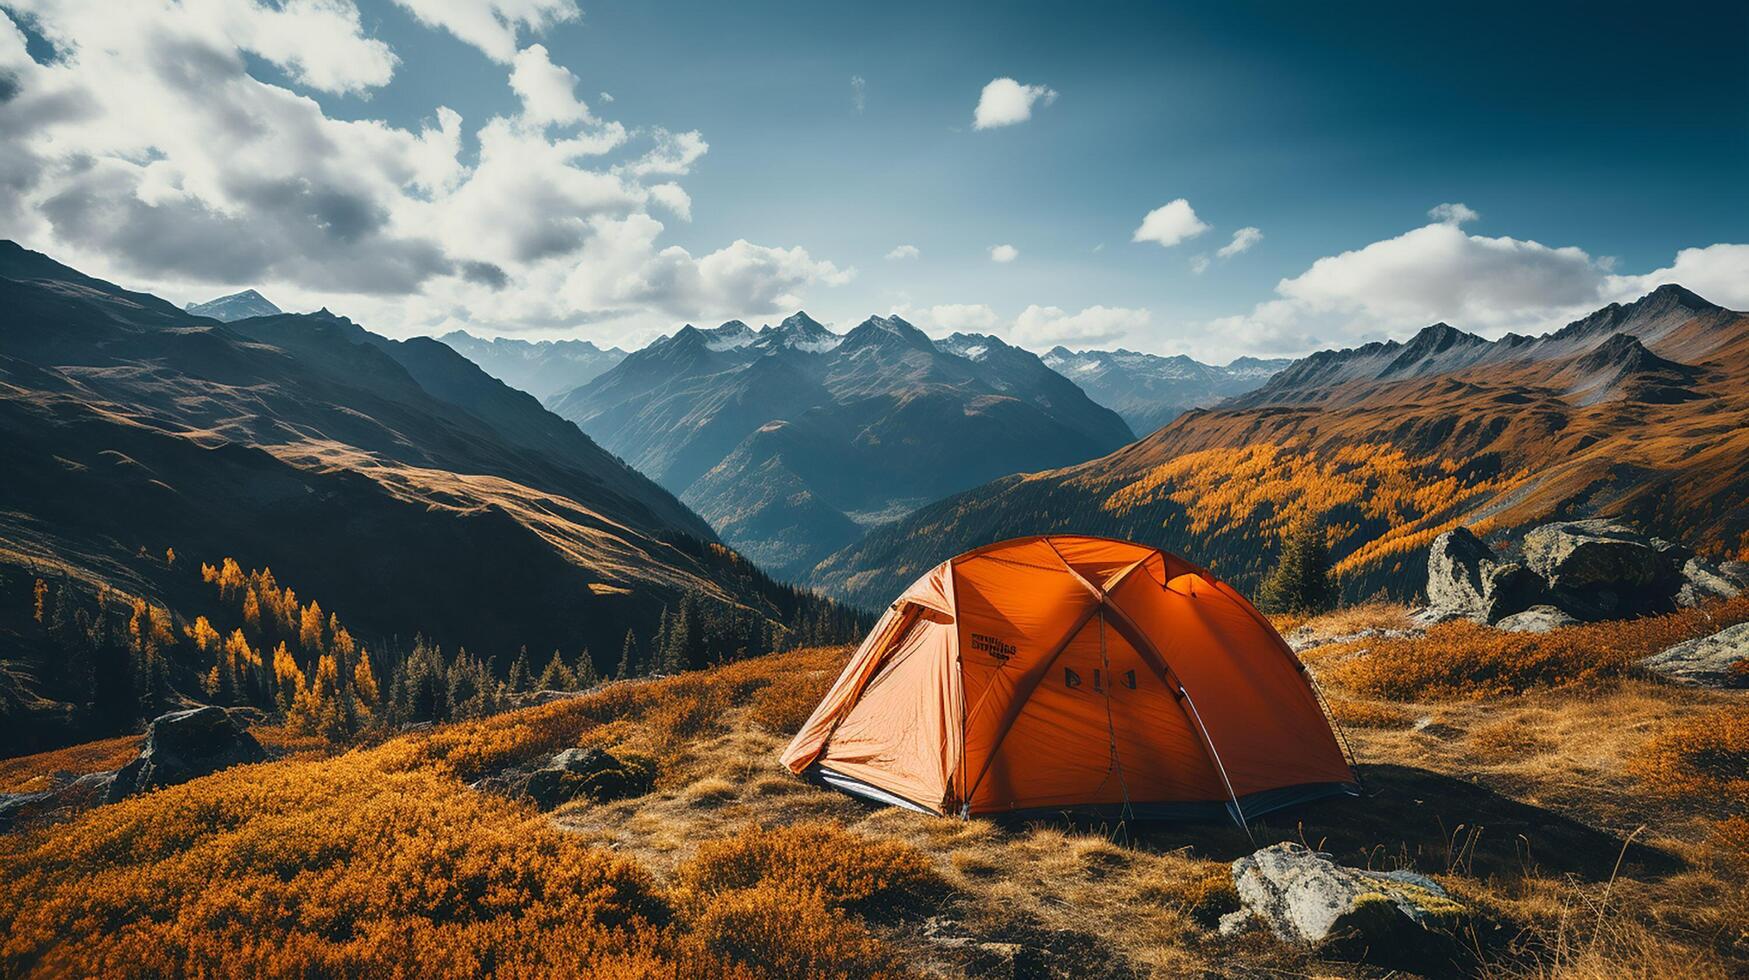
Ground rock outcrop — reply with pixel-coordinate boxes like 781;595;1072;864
1638;622;1749;688
1522;519;1685;619
1421;519;1740;628
1228;843;1465;965
1423;527;1544;623
105;706;265;802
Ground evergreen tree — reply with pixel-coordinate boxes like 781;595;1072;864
1256;519;1337;615
616;629;637;680
536;649;574;691
507;646;533;693
574;649;599;689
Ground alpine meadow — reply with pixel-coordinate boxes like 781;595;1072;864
1;1;1746;978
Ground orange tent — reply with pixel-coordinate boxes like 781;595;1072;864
781;535;1359;822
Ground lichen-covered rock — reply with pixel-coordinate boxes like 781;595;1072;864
1638;622;1749;688
105;706;265;803
1675;557;1747;608
1521;519;1681;619
1494;604;1579;633
1229;843;1466;964
524;746;655;809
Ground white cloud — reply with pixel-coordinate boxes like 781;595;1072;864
973;77;1057;130
1132;199;1209;248
1428;202;1480;226
894;303;1000;336
1603;243;1749;310
1189;255;1210;275
989;243;1018;263
851;75;866;114
1216;226;1263;258
390;0;579;62
509;44;591;126
599;91;614;103
1196;213;1749;360
885;244;919;260
1012;305;1150;348
0;0;850;347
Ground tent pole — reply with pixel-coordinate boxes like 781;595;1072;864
1304;669;1365;791
1180;687;1256;846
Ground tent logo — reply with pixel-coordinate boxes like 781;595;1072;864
969;632;1017;662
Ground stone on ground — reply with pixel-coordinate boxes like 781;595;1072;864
1638;622;1749;688
1493;604;1579;633
105;706;265;802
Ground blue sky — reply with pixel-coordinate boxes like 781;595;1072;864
2;0;1744;359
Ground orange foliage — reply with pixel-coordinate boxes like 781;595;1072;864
0;736;141;794
1098;441;1528;578
1311;596;1749;699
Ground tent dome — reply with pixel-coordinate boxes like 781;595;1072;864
781;535;1358;822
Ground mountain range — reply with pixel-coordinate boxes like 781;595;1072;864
437;332;627;401
0;241;850;744
1040;347;1290;435
545;313;1136;576
185;289;281;322
808;285;1749;608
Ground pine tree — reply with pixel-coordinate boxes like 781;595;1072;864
574;648;599;689
1256;519;1337;615
536;649;572;691
616;629;637;680
353;648;380;712
242;587;262;633
508;647;533;693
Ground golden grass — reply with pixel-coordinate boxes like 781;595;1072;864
4;614;1748;978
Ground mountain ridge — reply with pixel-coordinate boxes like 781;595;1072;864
808;285;1749;609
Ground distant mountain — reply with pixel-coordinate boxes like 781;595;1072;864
0;241;853;746
809;285;1749;609
548;312;1135;577
1040;346;1291;435
185;289;281;322
438;331;627;401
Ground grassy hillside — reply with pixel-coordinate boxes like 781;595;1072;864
4;598;1746;977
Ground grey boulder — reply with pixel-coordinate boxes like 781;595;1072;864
524;746;654;809
1423;527;1544;623
105;706;265;803
1493;604;1579;633
1638;622;1749;688
1522;519;1682;619
1229;843;1465;962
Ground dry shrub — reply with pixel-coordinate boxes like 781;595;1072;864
673;821;943;921
682;777;739;807
0;736;140;794
686;884;901;979
1470;719;1556;757
745;668;835;736
1327;697;1416;729
1628;708;1749;805
1320;596;1749;700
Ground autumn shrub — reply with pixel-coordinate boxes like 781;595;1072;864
0;736;140;794
1628;708;1749;806
745;666;836;735
1316;596;1749;699
0;747;670;978
673;821;944;922
687;884;901;978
